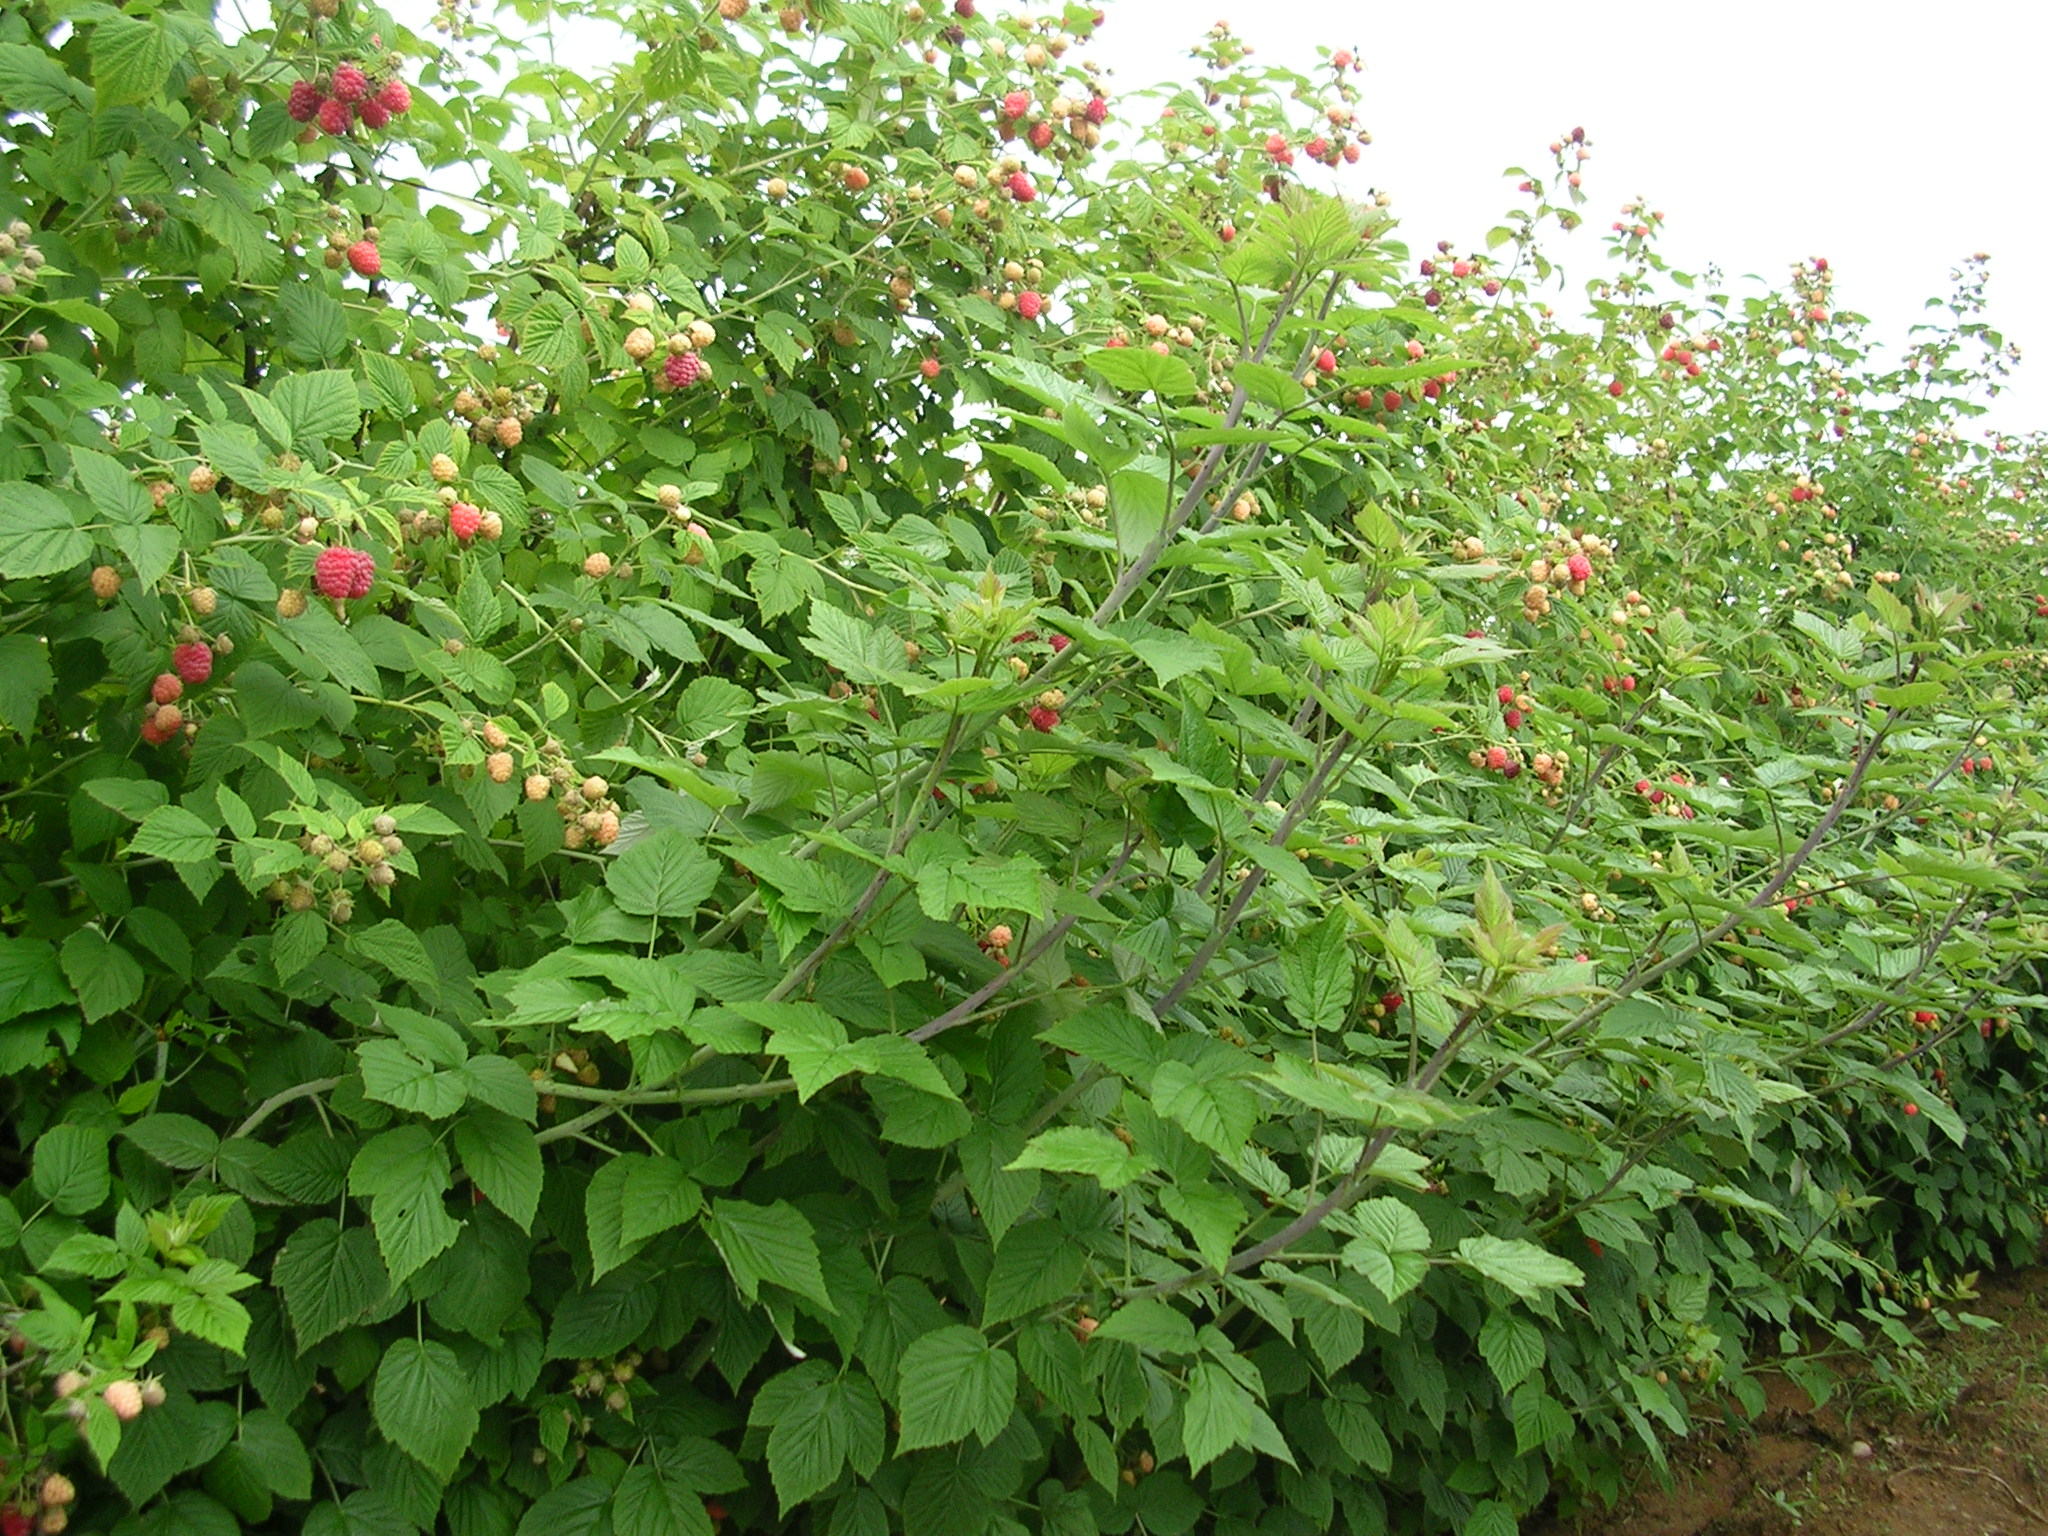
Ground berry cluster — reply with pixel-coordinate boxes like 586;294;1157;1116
616;297;715;395
448;380;540;448
530;767;624;851
0;218;46;303
1632;771;1698;820
286;66;412;137
978;923;1014;966
141;629;228;745
653;485;714;566
271;813;407;922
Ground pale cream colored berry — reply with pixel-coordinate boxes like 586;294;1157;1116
486;751;514;783
583;552;612;579
430;453;459;483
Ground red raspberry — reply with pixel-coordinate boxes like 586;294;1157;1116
953;0;974;14
1315;348;1337;374
314;547;375;600
1634;779;1651;796
377;79;412;114
1027;705;1060;732
1565;552;1592;583
449;502;482;542
331;63;370;104
1485;746;1509;772
1049;634;1069;653
1305;137;1329;160
1001;90;1030;119
1497;685;1515;704
1502;708;1523;730
664;351;703;388
1085;95;1108;125
1913;1010;1938;1025
287;81;322;121
357;99;390;131
1903;1102;1919;1116
346;241;380;278
140;717;173;746
2;1508;31;1536
316;97;352;135
1608;378;1626;398
1007;171;1036;202
1382;390;1402;412
1017;290;1043;321
1423;287;1442;308
151;673;183;706
1028;121;1055;150
172;641;213;685
920;356;942;379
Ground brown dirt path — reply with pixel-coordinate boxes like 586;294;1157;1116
1532;1271;2048;1536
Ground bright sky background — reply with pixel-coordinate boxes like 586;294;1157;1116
1076;0;2043;436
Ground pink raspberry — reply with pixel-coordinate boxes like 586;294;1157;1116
1305;137;1329;160
1503;708;1523;730
1485;746;1509;772
664;351;703;388
1027;705;1060;732
1028;121;1055;150
1007;171;1036;202
151;673;183;706
1049;634;1069;653
1566;552;1592;583
1017;290;1043;321
316;97;352;135
346;241;380;278
314;547;375;600
1085;95;1108;125
1497;685;1515;704
330;63;369;105
287;81;322;121
377;79;412;114
1001;90;1030;119
448;502;481;542
357;99;390;131
172;642;213;685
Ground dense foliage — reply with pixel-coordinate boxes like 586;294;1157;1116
3;1;2047;1533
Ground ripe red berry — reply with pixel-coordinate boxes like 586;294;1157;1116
1304;137;1329;161
1503;708;1523;730
1419;260;1435;277
1903;1102;1919;1116
1017;290;1043;321
1566;552;1592;583
151;673;183;705
1027;704;1060;732
665;350;704;388
316;97;352;135
1912;1010;1938;1025
1380;991;1403;1012
1422;288;1441;308
1219;222;1235;242
346;240;381;278
287;81;321;121
920;356;942;379
1049;634;1070;653
1007;171;1036;202
1621;676;1637;692
449;502;482;542
314;546;375;600
1497;685;1515;704
331;63;370;104
953;0;974;14
1977;755;1993;772
1001;90;1030;119
357;99;391;131
1484;746;1509;772
4;1506;34;1536
1608;378;1626;398
1028;121;1055;150
1314;348;1337;374
1634;779;1651;796
377;79;412;114
1382;390;1402;413
1085;96;1108;125
173;641;213;685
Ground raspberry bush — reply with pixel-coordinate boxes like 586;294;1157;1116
2;2;2047;1534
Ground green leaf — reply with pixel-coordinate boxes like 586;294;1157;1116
373;1338;479;1480
1085;346;1196;400
1477;1309;1546;1392
272;1218;388;1348
1007;1126;1155;1190
911;855;1045;922
705;1199;833;1313
981;1220;1086;1326
606;828;720;919
545;1266;658;1359
1278;914;1350;1031
453;1110;543;1232
129;805;220;865
60;926;145;1023
0;484;89;578
801;600;903;685
1182;1361;1253;1473
236;1407;315;1501
91;15;178;106
766;1372;886;1512
0;634;54;734
123;1113;219;1170
894;1326;1017;1450
611;1464;713;1536
34;1123;109;1214
269;370;363;447
358;1041;469;1119
1150;1058;1257;1157
1454;1236;1586;1303
1340;1197;1432;1303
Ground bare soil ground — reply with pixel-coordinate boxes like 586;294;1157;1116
1532;1271;2048;1536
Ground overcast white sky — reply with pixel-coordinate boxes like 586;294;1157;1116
1078;0;2043;434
